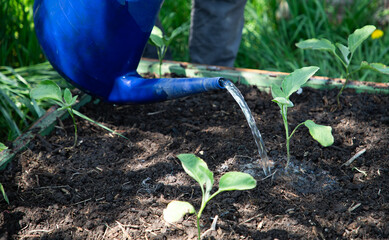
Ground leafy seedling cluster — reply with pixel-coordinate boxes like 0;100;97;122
30;81;126;147
271;66;334;168
296;25;389;108
163;154;256;240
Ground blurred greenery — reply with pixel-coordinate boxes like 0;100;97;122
0;63;63;142
236;0;389;82
1;0;45;67
160;0;389;82
159;0;192;61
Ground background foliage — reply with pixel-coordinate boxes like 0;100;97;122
1;0;44;67
161;0;389;82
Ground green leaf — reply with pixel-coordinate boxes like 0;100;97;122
0;183;9;204
296;38;336;54
0;89;27;125
272;97;294;107
336;43;350;65
167;22;189;44
63;88;73;105
62;89;77;106
57;105;70;111
0;142;7;152
282;66;319;98
163;201;195;223
360;62;389;75
177;154;214;194
149;26;164;47
303;120;334;147
30;80;62;103
348;25;376;54
218;172;256;192
71;95;78;105
0;100;21;137
271;83;285;99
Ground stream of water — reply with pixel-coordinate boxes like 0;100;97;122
221;79;272;176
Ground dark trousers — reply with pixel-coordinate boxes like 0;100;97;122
189;0;247;67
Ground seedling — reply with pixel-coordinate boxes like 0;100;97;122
271;66;334;168
296;25;389;108
148;23;188;77
352;167;368;177
30;81;126;147
163;154;256;240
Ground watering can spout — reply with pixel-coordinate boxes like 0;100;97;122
109;74;225;104
33;0;224;104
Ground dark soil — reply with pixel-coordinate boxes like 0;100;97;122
1;83;389;239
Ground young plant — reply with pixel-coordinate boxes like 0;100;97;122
30;80;126;147
163;154;256;240
271;66;334;168
296;25;389;108
148;23;188;76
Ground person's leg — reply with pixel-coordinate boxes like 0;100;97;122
189;0;247;67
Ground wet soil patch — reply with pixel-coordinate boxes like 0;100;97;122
1;84;388;239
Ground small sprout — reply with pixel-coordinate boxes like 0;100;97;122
30;81;126;147
163;154;256;240
31;81;79;147
352;167;367;177
148;23;188;77
271;67;334;168
296;25;389;108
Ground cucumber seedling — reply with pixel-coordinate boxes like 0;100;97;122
271;66;334;168
163;154;256;240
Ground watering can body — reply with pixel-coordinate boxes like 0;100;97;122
33;0;223;104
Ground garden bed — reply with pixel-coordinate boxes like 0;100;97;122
1;62;389;239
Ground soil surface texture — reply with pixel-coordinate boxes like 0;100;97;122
1;83;389;240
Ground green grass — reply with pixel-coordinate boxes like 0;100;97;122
1;0;45;67
237;0;389;82
0;63;63;142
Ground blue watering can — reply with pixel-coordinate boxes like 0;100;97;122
33;0;224;104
